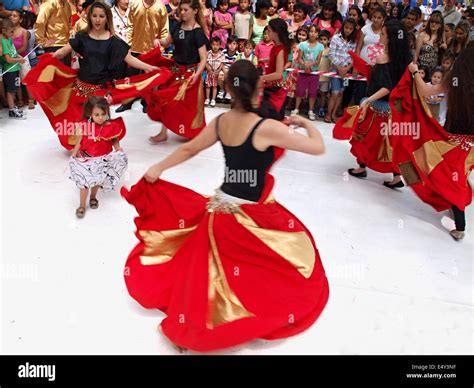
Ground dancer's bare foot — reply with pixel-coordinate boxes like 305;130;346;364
158;324;187;353
149;126;168;144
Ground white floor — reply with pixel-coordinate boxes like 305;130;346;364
1;103;472;355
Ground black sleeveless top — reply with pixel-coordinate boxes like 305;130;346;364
216;114;275;202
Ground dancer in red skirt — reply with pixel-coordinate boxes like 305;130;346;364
23;2;163;150
147;0;209;144
390;48;474;241
259;18;290;121
122;60;329;352
339;19;412;188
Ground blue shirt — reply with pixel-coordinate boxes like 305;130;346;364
3;0;29;11
298;41;324;71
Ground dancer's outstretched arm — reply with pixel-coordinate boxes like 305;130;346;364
144;118;220;183
52;44;72;59
124;53;159;73
255;116;325;156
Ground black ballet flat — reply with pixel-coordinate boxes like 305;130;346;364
115;103;132;113
383;180;405;189
348;168;367;178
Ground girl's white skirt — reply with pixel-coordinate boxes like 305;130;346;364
69;151;128;192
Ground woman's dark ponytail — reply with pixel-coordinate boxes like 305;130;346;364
226;61;260;113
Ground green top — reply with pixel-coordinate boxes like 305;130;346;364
236;52;258;66
252;16;270;46
1;37;21;73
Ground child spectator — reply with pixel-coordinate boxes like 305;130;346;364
205;36;225;107
233;0;253;52
217;35;239;102
291;24;323;120
236;39;258;65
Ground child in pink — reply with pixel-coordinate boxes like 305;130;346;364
212;0;234;49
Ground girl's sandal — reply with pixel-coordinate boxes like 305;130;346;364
75;207;86;219
28;99;35;109
89;198;99;209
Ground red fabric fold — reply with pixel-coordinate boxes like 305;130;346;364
23;54;172;149
349;50;371;83
390;69;474;211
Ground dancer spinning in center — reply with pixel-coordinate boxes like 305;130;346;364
122;61;329;352
345;19;412;188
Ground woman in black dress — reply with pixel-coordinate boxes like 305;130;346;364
346;19;412;188
148;0;209;144
24;2;157;149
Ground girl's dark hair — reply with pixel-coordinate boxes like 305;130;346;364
295;25;309;38
211;36;222;44
384;19;412;85
372;6;387;19
268;17;291;53
418;64;430;81
348;5;365;28
83;96;110;120
444;47;474;135
319;29;331;40
226;60;260;113
20;10;36;29
256;0;271;18
318;1;339;26
445;22;455;31
217;0;229;7
294;3;308;17
430;66;443;77
425;12;444;46
341;18;358;43
226;35;238;44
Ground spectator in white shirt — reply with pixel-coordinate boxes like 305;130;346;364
436;0;462;26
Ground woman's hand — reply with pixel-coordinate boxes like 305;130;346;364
145;64;159;73
358;99;370;121
189;73;200;85
144;164;162;183
408;62;419;74
153;38;161;48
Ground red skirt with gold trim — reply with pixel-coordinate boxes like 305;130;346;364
345;103;398;174
143;70;206;139
122;174;329;352
136;48;206;139
23;53;173;150
390;70;474;212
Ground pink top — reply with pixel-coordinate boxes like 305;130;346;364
255;40;275;69
212;11;233;49
313;18;342;38
12;30;26;57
